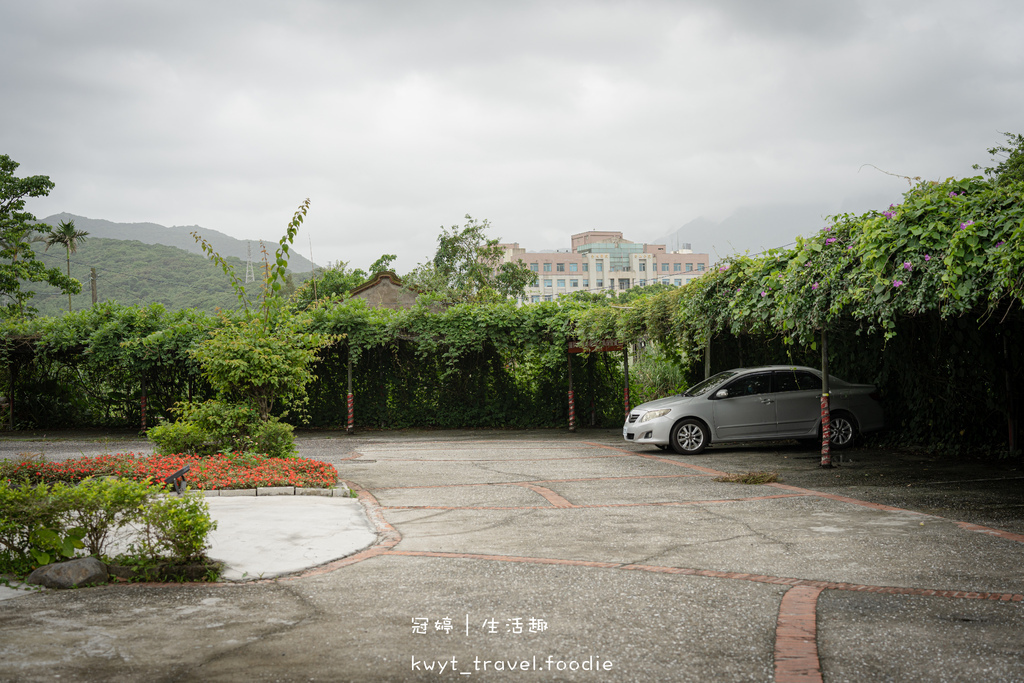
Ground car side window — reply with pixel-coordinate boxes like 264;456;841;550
720;373;771;398
773;371;800;393
773;370;822;392
794;372;821;391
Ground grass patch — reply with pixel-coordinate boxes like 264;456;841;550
714;470;780;485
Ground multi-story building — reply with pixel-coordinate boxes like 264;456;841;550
500;231;710;303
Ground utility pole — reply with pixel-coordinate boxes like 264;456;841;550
245;243;255;284
90;268;98;306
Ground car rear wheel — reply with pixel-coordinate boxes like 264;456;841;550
828;411;857;449
671;419;709;455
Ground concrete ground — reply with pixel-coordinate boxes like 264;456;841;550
0;430;1022;682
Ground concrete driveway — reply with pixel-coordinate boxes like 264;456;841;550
1;430;1022;682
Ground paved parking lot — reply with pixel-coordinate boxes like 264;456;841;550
1;430;1022;682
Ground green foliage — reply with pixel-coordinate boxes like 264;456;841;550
291;261;369;310
973;131;1024;186
28;525;86;566
0;480;72;558
132;494;217;563
628;346;689;405
0;475;216;575
369;253;397;274
250;417;297;459
405;215;535;302
191;315;330;421
0;154;80;318
64;477;155;556
26;238;254;316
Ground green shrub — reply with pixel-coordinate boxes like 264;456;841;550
147;420;210;456
629;347;689;405
249;417;297;458
149;399;297;458
64;477;158;556
133;495;217;563
0;480;72;558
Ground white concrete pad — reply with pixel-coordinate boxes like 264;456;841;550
205;496;377;581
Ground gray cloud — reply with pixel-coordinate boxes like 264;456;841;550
2;0;1021;272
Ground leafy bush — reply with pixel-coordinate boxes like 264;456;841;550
132;495;217;563
64;477;156;556
0;476;218;576
249;417;297;459
147;420;210;456
629;346;689;405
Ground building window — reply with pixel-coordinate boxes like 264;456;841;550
543;263;551;272
557;279;565;288
639;279;646;286
569;263;578;272
618;279;630;290
543;279;552;287
583;280;589;288
674;279;682;286
639;262;646;272
673;263;681;272
556;263;565;272
662;263;669;272
583;263;589;272
543;295;552;302
596;279;603;287
570;279;578;288
530;263;539;272
596;261;603;272
686;278;692;284
686;263;693;272
531;295;540;303
697;263;705;271
533;278;539;287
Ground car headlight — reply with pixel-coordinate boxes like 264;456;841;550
640;409;670;423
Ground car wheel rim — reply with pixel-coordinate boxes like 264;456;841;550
678;424;704;451
830;417;853;446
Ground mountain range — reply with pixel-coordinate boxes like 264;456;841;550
38;213;315;272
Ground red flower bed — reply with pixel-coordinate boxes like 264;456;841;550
2;452;338;490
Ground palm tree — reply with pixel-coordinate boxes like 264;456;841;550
44;219;89;313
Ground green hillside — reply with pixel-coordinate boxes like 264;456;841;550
25;238;309;317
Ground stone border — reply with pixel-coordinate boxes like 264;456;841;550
169;483;353;498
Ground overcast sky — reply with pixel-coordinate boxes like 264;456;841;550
2;0;1021;271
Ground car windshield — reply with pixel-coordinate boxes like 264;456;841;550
683;370;738;397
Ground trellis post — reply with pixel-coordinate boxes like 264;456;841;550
567;350;576;432
347;348;355;435
820;328;832;467
623;346;630;419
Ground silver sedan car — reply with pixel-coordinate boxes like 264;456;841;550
623;365;884;454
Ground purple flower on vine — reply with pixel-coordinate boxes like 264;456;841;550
924;254;931;261
760;291;767;297
811;282;820;291
822;226;832;232
893;280;904;288
903;261;912;270
960;220;974;230
883;211;895;219
826;237;837;244
996;241;1005;247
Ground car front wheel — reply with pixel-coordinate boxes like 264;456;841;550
671;419;709;455
829;411;857;449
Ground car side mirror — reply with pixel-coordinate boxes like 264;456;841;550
714;389;729;399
